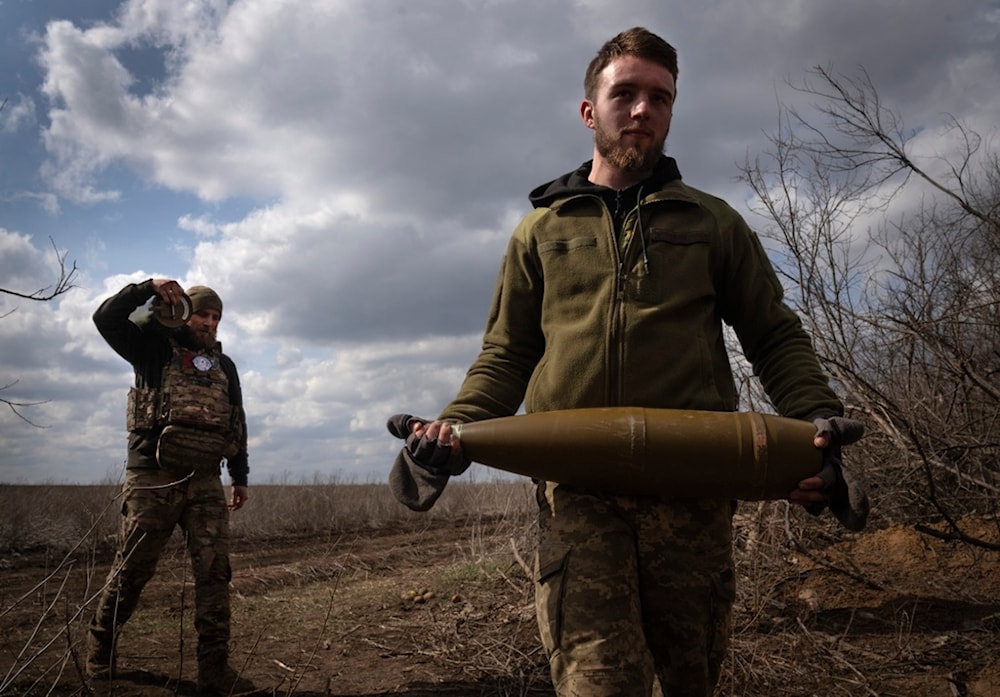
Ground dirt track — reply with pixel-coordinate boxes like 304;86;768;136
3;515;1000;696
2;518;551;696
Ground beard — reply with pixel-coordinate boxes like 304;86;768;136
182;325;217;350
593;117;667;173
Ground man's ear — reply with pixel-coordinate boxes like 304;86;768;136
580;99;595;129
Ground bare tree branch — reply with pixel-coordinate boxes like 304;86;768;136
0;381;51;428
0;237;79;302
738;65;1000;547
1;237;77;427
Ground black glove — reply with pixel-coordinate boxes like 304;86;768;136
386;413;470;477
807;415;870;532
386;414;470;512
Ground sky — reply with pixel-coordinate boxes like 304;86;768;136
1;0;998;485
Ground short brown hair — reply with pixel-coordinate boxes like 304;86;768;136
584;27;678;101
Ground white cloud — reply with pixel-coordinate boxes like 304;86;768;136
2;0;998;484
0;94;36;133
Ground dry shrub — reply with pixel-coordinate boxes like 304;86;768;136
0;484;120;555
232;474;535;542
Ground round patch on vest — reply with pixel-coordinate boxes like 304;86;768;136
192;355;213;371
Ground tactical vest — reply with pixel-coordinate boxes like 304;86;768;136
127;339;237;474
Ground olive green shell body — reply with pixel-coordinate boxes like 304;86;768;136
453;407;821;500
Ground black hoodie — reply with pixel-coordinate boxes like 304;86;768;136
529;155;683;232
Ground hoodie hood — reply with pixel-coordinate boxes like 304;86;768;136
528;155;683;209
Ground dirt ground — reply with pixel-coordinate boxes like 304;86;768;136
2;513;1000;696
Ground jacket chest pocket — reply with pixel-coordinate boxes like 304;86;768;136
628;226;715;305
537;236;606;301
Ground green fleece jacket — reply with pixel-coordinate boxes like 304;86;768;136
440;157;842;423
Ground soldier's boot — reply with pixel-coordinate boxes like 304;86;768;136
85;624;116;679
197;652;254;696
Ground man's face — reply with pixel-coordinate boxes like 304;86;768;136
584;55;675;173
185;309;221;350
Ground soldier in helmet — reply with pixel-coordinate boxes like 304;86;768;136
86;278;251;696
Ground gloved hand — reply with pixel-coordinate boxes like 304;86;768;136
386;414;471;512
807;415;870;532
386;413;470;477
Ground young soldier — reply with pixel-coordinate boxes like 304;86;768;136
390;27;867;696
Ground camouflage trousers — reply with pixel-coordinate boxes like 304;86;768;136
89;466;232;668
534;481;736;697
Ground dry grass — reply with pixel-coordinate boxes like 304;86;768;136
2;482;999;696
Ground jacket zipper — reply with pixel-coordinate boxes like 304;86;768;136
610;201;629;407
610;187;648;406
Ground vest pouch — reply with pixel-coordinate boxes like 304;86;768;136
156;425;227;475
127;387;160;431
163;380;231;430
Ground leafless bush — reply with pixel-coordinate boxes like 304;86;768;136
737;66;1000;543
